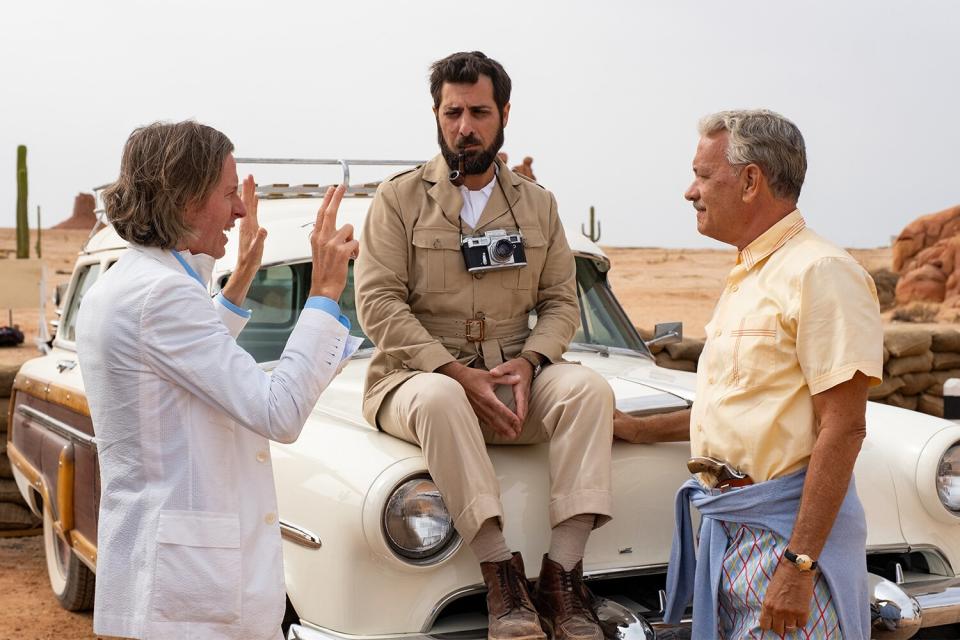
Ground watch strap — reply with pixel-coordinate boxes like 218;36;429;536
783;548;818;572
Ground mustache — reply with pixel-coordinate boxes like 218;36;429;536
455;135;482;150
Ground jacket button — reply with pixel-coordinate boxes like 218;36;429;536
433;239;441;249
256;450;268;463
264;512;277;525
473;272;484;279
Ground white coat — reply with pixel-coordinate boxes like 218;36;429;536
77;245;350;639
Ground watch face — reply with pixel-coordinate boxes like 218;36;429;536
796;554;814;571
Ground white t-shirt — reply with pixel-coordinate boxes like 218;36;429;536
458;171;497;230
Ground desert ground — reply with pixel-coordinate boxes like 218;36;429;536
0;229;894;639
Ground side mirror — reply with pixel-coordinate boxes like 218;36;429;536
645;321;682;348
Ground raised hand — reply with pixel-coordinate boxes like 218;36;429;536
222;175;267;306
309;185;359;301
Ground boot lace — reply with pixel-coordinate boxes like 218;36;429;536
558;569;593;618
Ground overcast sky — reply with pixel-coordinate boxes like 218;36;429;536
1;0;957;248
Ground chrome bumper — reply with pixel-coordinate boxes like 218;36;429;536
871;573;960;639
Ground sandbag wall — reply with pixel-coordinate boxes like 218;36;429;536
0;364;41;534
644;326;960;419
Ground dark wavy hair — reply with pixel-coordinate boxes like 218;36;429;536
429;51;511;113
102;121;234;248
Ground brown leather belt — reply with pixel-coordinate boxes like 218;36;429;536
416;314;531;369
715;476;755;492
687;456;754;492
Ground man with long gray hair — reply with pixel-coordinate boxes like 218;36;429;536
617;110;883;638
78;120;359;639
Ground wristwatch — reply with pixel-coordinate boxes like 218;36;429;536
783;549;818;572
518;351;544;378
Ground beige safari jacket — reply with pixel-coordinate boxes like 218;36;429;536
355;155;579;427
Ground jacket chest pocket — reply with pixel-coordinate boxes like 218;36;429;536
150;510;241;625
728;314;779;388
501;227;547;291
412;228;463;293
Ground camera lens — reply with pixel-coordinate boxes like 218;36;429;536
491;239;514;263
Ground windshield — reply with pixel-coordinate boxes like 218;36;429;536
225;255;649;363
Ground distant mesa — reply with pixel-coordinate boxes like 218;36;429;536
891;205;960;315
52;193;96;230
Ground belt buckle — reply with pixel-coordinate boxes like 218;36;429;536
465;318;486;342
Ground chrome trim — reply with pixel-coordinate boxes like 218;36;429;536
279;519;322;550
422;583;484;632
288;624;440;640
907;577;960;628
420;564;671;632
17;405;97;449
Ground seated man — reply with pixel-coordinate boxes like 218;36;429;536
355;51;613;640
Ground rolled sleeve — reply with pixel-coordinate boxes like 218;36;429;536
304;296;351;330
214;293;251;337
797;257;884;395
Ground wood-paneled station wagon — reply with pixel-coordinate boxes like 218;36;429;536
8;159;960;639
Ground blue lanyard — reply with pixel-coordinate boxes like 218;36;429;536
171;251;204;288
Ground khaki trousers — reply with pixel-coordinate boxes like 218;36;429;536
377;364;614;544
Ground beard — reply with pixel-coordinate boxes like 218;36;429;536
437;120;505;176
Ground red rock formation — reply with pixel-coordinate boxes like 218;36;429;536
893;205;960;273
52;193;97;230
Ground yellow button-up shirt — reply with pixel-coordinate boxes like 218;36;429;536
691;210;883;482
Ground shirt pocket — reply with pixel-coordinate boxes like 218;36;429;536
729;314;779;388
411;227;462;293
501;226;547;290
150;510;241;625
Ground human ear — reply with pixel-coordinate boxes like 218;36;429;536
501;102;511;128
741;164;762;202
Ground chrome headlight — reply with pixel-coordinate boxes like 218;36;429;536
383;477;460;564
937;445;960;512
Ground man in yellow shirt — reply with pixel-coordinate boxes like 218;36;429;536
617;110;883;638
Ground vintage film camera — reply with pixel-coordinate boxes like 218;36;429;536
460;229;527;273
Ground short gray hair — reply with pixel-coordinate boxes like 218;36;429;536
698;109;806;201
103;121;234;249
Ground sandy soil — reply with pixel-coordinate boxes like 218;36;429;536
0;229;895;639
0;536;97;639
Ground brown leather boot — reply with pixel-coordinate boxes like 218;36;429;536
480;552;547;640
532;555;603;640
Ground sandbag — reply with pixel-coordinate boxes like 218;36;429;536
884;393;919;411
883;327;933;358
933;351;960;371
665;338;705;362
0;502;40;530
654;352;697;373
869;376;905;400
932;328;960;352
886;351;934;376
919;393;945;418
900;372;937;396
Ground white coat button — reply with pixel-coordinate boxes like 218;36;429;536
708;376;715;384
256;450;268;463
264;512;277;525
714;329;722;337
731;285;739;292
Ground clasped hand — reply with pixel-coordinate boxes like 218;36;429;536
443;358;534;440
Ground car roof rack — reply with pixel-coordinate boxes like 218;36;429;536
234;157;424;198
81;158;424;250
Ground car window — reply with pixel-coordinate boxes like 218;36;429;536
226;256;645;364
60;263;102;343
226;261;371;363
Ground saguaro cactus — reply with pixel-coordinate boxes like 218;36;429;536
16;145;29;259
581;205;601;242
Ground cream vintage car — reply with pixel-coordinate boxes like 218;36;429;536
7;159;960;639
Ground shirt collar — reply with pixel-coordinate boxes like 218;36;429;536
458;168;498;198
171;249;216;287
738;209;806;271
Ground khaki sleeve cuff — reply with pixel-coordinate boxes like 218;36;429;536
408;341;458;373
808;361;884;396
522;335;566;365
